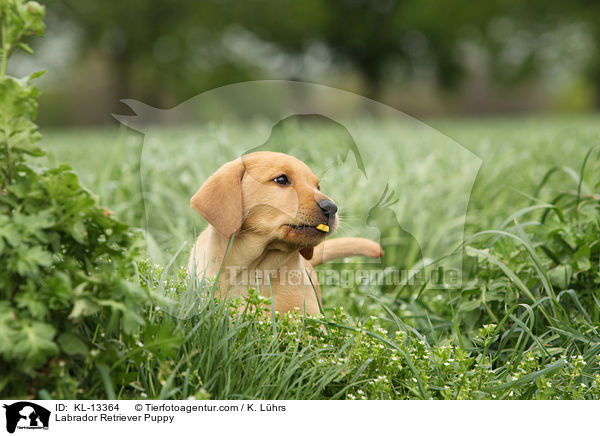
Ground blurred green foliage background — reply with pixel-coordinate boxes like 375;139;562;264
5;0;600;125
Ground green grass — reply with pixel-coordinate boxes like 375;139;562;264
41;115;600;255
28;114;600;399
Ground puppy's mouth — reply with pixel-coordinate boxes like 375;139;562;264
284;223;330;237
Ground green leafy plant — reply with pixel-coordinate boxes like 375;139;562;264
0;0;147;397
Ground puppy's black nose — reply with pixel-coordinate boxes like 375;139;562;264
318;199;338;219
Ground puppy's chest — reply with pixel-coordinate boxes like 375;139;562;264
234;254;311;289
223;255;320;314
247;262;319;315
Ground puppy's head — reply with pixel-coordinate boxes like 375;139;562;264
191;151;337;257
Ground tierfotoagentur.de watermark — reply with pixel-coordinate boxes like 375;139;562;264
225;265;461;289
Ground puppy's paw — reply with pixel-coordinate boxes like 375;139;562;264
363;240;384;258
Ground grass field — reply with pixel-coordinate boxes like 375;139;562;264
41;115;600;235
28;114;600;399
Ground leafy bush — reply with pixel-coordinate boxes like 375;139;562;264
0;0;147;397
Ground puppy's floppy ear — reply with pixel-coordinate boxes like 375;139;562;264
190;158;245;238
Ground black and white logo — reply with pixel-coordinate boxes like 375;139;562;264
3;402;50;434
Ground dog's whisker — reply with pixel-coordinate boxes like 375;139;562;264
336;220;362;228
335;224;354;234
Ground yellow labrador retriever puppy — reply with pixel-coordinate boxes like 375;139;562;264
188;151;383;315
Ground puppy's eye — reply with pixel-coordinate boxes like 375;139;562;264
317;184;321;191
272;175;290;185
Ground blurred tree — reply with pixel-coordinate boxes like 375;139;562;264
42;0;600;110
45;0;260;107
44;0;516;103
529;0;600;106
229;0;513;96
